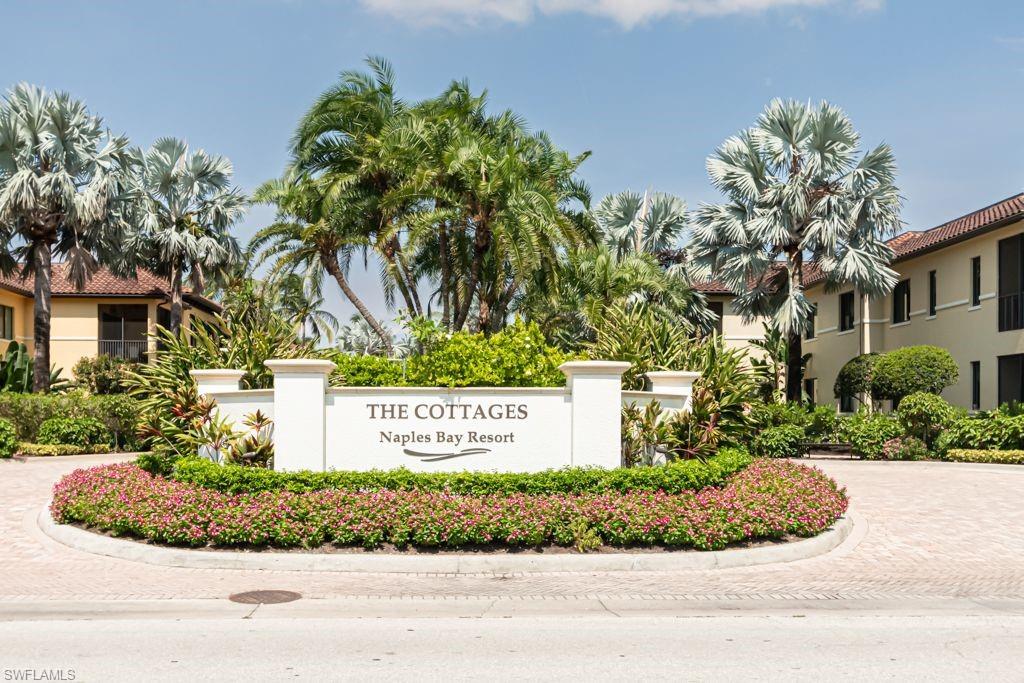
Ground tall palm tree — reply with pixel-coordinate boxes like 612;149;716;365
0;84;136;391
250;173;394;354
594;190;687;259
269;272;340;344
687;99;902;401
132;138;245;333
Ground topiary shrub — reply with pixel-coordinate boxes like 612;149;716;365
841;412;903;459
0;418;16;458
871;345;958;404
751;424;806;458
896;391;958;447
833;353;880;407
881;436;928;461
37;417;111;449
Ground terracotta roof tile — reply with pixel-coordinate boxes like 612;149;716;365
0;265;220;312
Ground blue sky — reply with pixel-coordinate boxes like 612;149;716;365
2;0;1022;321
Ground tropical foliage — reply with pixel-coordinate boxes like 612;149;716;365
688;99;902;400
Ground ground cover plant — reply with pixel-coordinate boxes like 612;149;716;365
944;449;1024;465
51;458;846;551
170;448;751;495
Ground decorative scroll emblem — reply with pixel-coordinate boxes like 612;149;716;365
403;448;492;462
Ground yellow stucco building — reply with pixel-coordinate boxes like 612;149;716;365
0;265;220;377
701;192;1024;412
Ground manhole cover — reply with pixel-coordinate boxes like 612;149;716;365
229;590;302;605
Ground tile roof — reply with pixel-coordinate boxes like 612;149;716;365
697;192;1024;293
0;264;220;312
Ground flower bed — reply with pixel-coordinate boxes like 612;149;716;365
169;448;752;495
51;459;847;551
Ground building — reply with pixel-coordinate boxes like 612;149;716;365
697;192;1024;412
0;265;220;376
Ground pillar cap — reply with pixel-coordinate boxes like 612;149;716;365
190;369;246;380
559;360;631;377
265;359;336;375
646;371;701;381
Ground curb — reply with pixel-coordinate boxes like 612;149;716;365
39;507;857;574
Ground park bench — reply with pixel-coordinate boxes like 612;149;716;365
798;441;856;459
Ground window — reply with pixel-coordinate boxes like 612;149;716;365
998;354;1024;408
928;270;937;317
892;279;911;324
803;378;816;407
998;236;1023;331
839;392;854;414
971;361;981;411
0;305;13;340
839;292;855;332
805;304;817;340
971;256;982;307
708;301;724;336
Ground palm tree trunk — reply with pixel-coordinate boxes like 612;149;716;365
168;262;184;335
454;220;489;331
785;249;804;403
322;249;393;355
31;241;52;393
439;223;451;329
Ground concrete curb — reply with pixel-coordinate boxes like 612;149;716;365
39;506;856;574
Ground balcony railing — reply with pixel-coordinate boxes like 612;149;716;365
98;339;148;363
999;293;1023;332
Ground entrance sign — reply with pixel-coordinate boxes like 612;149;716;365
192;360;697;473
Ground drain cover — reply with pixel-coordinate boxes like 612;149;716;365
229;590;302;605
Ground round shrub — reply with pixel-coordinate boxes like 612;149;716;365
871;345;958;402
833;352;880;405
896;392;957;446
751;424;806;458
0;418;16;458
37;417;111;449
841;413;903;459
881;436;928;461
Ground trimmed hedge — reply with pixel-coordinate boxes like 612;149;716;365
170;448;753;495
37;417;111;448
17;442;113;456
945;449;1024;465
0;391;140;448
751;424;806;458
52;458;847;551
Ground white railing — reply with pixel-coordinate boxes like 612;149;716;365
98;339;148;362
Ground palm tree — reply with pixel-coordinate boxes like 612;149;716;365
269;272;340;344
0;84;136;391
132;138;245;333
336;315;408;357
687;99;902;401
250;173;394;354
594;190;687;259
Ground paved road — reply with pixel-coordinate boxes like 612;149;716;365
2;615;1022;681
3;454;1023;605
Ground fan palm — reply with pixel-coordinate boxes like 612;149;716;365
0;84;136;391
269;272;340;344
132;137;245;333
687;99;902;401
595;190;687;259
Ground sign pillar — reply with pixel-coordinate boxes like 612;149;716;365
646;371;701;411
190;369;245;397
265;359;335;472
560;361;630;469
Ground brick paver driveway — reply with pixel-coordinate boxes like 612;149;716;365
2;454;1023;603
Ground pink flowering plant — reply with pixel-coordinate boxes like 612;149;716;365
51;459;847;551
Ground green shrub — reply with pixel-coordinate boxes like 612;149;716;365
945;449;1024;465
0;418;16;458
37;417;111;448
0;390;141;446
751;424;806;458
871;346;958;403
841;412;903;459
17;442;113;456
749;402;808;430
833;353;880;407
880;436;928;461
170;448;753;495
73;355;135;394
333;354;405;386
806;405;841;440
896;392;957;446
936;413;1024;453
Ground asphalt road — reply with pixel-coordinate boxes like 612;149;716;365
2;614;1021;682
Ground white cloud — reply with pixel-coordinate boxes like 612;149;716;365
358;0;883;29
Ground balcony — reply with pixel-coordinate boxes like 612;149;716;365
98;339;148;363
998;293;1023;332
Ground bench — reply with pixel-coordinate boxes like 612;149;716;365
798;441;856;458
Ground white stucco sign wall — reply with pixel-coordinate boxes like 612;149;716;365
192;359;697;473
